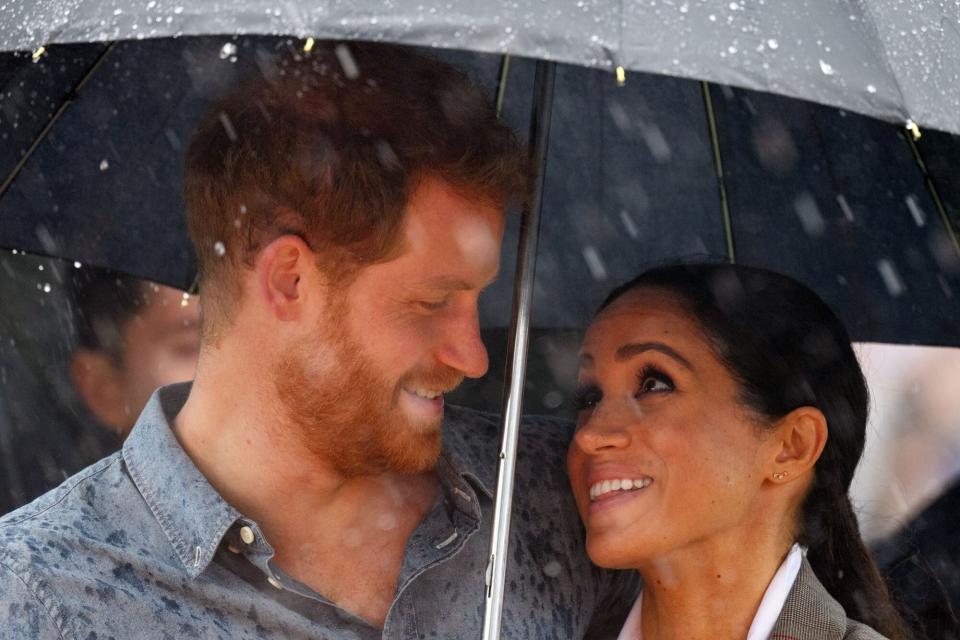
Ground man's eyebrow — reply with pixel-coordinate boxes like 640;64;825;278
614;342;694;370
416;274;499;290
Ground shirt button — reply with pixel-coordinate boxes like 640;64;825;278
267;576;284;590
240;526;255;544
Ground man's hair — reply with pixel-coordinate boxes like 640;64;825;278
71;268;149;362
185;41;530;340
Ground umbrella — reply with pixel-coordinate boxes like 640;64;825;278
2;4;960;637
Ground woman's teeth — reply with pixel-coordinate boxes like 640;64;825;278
589;478;653;501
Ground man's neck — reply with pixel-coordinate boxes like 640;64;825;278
173;369;438;628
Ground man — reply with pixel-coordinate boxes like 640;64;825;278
70;269;200;439
0;43;636;638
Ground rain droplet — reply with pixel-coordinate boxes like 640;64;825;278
767;39;779;49
876;259;905;297
334;44;360;80
73;261;82;269
99;159;109;171
866;84;877;94
113;8;123;15
793;192;825;236
220;42;237;59
836;194;854;222
619;210;640;239
708;14;717;21
543;391;563;409
582;245;608;281
904;194;926;227
37;264;44;271
818;60;835;76
173;6;184;14
146;0;156;8
214;241;226;257
42;283;51;293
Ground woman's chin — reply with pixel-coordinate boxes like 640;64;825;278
586;532;647;570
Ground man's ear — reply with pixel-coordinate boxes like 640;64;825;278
255;235;316;322
767;406;828;485
70;350;129;434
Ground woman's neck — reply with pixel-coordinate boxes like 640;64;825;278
636;535;794;640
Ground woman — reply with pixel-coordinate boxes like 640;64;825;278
567;263;909;640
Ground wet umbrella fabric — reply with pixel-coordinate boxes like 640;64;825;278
2;0;960;135
1;36;959;347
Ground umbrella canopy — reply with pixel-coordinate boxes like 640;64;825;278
3;0;959;134
2;35;959;346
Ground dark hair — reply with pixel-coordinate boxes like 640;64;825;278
71;268;150;361
600;262;909;640
185;40;530;340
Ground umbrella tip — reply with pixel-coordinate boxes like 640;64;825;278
615;66;626;87
31;45;46;63
303;37;315;53
905;119;922;141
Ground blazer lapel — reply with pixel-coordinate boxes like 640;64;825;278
768;558;847;640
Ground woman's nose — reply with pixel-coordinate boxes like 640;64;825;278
573;408;632;454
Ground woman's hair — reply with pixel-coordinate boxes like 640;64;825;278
599;262;909;639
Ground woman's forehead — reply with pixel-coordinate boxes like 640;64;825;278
583;288;706;354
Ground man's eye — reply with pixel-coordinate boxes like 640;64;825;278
417;299;448;311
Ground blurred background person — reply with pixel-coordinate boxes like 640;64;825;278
0;259;200;515
871;351;960;640
70;269;200;439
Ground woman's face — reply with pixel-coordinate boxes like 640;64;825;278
567;287;778;569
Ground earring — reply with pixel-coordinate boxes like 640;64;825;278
772;471;787;480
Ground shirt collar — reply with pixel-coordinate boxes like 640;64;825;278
122;382;241;579
440;405;497;500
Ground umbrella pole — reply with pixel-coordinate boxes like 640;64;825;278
481;59;555;640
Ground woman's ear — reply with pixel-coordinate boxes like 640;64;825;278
255;235;314;322
767;406;828;484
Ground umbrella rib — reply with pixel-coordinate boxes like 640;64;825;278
700;81;736;263
495;54;511;117
0;42;118;201
903;131;960;261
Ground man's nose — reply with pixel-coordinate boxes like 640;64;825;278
435;305;489;379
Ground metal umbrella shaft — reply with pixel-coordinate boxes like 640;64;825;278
481;59;556;640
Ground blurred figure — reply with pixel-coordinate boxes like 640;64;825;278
872;352;960;640
70;269;200;438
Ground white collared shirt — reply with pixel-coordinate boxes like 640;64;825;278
616;543;804;640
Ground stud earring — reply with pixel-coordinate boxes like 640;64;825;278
772;471;787;480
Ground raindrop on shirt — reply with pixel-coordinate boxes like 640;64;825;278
543;560;563;578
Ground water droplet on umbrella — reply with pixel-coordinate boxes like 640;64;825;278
767;39;779;49
867;84;877;94
679;2;689;13
99;159;109;171
173;6;184;14
214;241;226;257
220;43;237;60
819;60;835;76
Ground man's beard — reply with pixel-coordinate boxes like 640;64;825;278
272;304;463;478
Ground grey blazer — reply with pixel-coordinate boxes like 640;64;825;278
769;558;887;640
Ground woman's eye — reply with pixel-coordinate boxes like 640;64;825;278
573;386;601;411
636;367;674;395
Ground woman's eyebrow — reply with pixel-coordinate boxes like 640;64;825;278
614;342;694;370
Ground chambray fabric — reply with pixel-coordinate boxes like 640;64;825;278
0;382;638;639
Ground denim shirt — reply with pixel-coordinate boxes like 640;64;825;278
0;383;638;639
